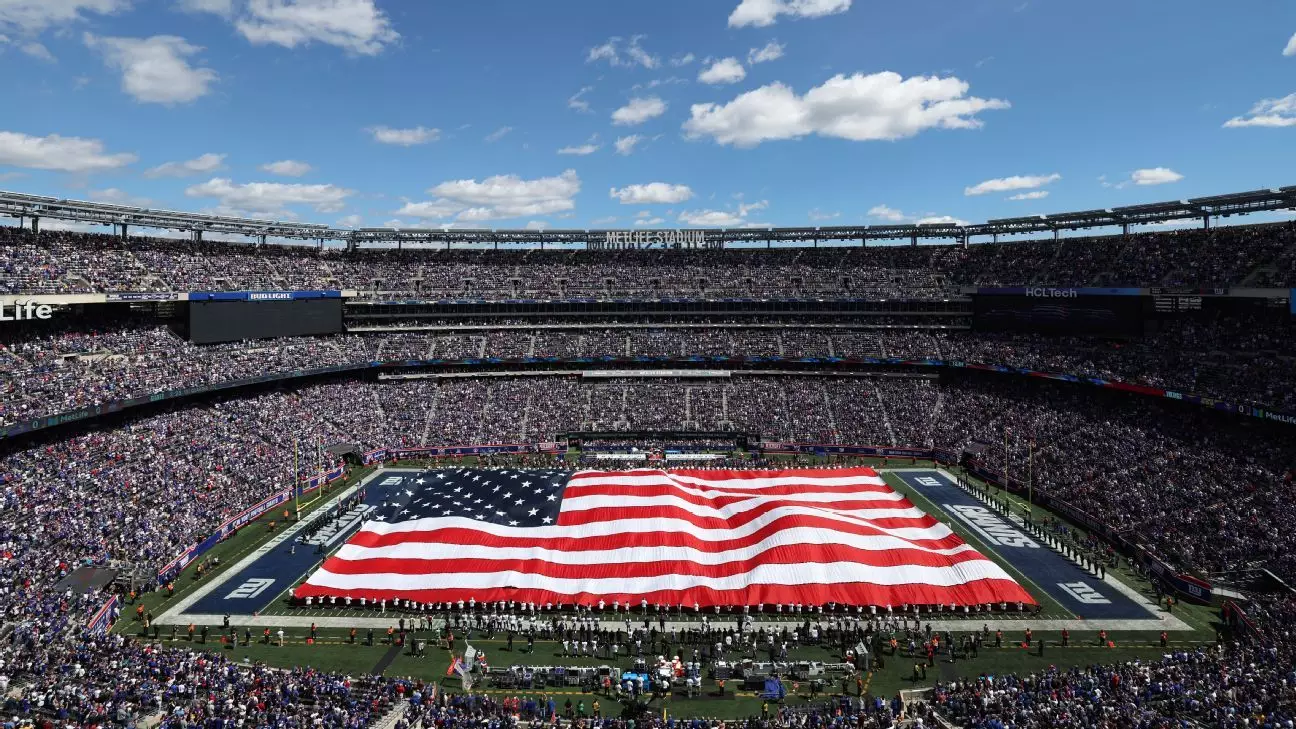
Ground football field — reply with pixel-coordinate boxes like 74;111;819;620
126;461;1221;712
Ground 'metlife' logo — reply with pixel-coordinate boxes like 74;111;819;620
0;301;53;321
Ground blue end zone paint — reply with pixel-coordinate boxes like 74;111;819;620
893;470;1150;620
189;472;419;615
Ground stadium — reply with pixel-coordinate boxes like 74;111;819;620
2;2;1295;728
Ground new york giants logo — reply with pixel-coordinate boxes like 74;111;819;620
225;578;275;600
1057;582;1111;604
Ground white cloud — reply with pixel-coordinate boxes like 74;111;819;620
678;199;768;227
683;71;1009;147
1130;167;1183;186
568;86;593;113
614;134;643;155
867;204;906;222
728;0;850;28
612;96;667;125
524;220;549;230
964;173;1060;196
1284;32;1296;56
20;41;55;62
868;204;964;226
808;208;839;221
85;33;218;104
144;152;225;178
0;130;137;172
89;187;151;206
0;0;127;33
670;52;695;66
1223;93;1296;128
634;217;665;226
589;215;617;226
185;177;354;214
484;126;513;143
557;142;599;155
398;169;581;222
748;40;784;64
233;0;398;55
1008;190;1048;201
609;183;694;205
915;215;968;226
368;125;439;145
260;159;312;176
698;57;746;85
336;213;362;227
587;35;659;69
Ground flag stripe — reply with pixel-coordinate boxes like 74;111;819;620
342;518;971;554
298;467;1036;608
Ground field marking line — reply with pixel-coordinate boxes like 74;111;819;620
157;469;390;624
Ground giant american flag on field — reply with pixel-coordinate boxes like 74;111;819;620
295;467;1035;608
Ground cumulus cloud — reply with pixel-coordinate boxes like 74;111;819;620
145;152;226;178
867;204;965;226
728;0;850;28
964;173;1060;196
184;177;355;215
568;86;593;113
0;130;137;172
84;33;218;104
397;169;581;222
20;41;56;62
484;126;512;143
260;159;312;176
1130;167;1183;185
683;71;1009;147
557;143;599;155
698;57;746;85
748;40;784;64
670;52;695;66
1223;93;1296;128
1284;32;1296;56
1008;190;1048;201
808;208;839;221
634;217;665;226
612;96;667;125
232;0;398;55
336;213;362;227
368;125;439;145
609;182;694;205
0;0;127;33
678;199;768;227
614;135;643;155
587;35;659;69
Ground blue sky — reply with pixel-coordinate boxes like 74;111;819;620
0;0;1294;235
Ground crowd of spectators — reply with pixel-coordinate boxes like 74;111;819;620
3;220;1295;297
4;310;1291;430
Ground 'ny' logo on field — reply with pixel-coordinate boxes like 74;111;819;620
225;578;275;600
1057;581;1112;604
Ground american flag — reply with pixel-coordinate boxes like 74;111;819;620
295;467;1034;608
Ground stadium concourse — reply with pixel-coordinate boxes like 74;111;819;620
0;217;1293;728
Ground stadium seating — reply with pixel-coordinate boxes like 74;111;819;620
2;221;1295;296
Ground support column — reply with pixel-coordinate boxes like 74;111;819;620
121;223;129;240
1202;214;1211;230
1122;223;1129;237
1053;228;1059;241
259;234;267;246
961;233;968;250
195;230;204;243
31;216;39;234
910;233;917;247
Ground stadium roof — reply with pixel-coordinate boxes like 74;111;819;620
2;186;1294;248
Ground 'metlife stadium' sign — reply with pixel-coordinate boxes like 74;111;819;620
593;230;719;250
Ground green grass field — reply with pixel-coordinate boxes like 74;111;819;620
116;459;1225;718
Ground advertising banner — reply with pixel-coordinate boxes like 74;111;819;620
157;489;292;582
86;596;119;634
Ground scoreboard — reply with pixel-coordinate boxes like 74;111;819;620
184;291;343;344
1153;295;1202;313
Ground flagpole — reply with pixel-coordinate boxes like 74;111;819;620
1028;437;1034;524
293;437;300;519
